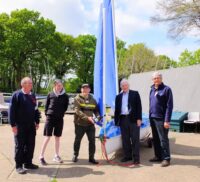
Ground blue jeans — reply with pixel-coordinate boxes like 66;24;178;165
150;118;171;161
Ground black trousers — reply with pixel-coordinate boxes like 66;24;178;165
150;118;171;161
14;125;36;168
73;124;95;159
120;116;140;163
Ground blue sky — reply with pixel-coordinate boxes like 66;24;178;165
0;0;199;60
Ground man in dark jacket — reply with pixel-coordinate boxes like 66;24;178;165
9;77;40;174
114;79;142;165
39;79;69;165
72;84;100;164
149;72;173;167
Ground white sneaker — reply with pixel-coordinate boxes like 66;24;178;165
53;156;63;163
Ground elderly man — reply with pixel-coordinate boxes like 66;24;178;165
149;72;173;167
114;79;142;165
72;83;100;164
9;77;40;174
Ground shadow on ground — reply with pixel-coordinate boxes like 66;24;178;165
28;166;104;179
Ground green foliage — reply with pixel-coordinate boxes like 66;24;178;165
65;78;82;93
178;49;200;67
119;43;157;77
0;9;60;92
116;38;127;79
156;55;177;69
74;34;96;85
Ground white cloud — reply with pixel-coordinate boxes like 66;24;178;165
0;0;91;36
116;0;157;16
115;9;150;40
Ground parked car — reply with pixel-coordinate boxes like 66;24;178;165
66;93;76;114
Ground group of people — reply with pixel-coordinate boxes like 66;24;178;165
8;71;173;175
115;72;173;168
9;78;100;174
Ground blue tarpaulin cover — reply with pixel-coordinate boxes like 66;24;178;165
99;113;150;138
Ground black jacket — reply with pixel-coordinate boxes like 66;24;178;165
45;90;69;118
114;90;142;126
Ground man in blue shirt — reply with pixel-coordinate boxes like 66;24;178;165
149;72;173;167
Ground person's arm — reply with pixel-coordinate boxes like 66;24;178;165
44;94;50;115
33;94;41;129
135;91;142;127
114;96;120;126
136;91;142;120
164;88;173;122
9;93;17;127
9;93;18;135
164;88;173;128
35;109;41;124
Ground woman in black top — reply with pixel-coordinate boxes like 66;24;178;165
39;79;69;165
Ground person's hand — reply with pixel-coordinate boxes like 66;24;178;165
36;124;39;130
164;122;170;129
12;126;18;135
137;119;142;127
88;117;94;124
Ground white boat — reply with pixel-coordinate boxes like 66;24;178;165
100;117;152;155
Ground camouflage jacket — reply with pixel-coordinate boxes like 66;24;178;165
74;93;100;126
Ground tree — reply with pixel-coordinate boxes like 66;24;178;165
156;55;178;69
74;34;96;85
120;43;158;77
178;49;200;66
50;33;77;79
0;9;64;92
116;38;127;79
151;0;200;40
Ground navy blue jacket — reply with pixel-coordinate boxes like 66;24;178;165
9;90;40;127
149;83;173;122
114;90;142;126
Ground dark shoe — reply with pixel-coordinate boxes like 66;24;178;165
40;158;47;166
24;163;39;169
89;158;99;164
161;160;170;167
120;157;132;162
16;167;26;174
72;155;78;163
149;157;162;162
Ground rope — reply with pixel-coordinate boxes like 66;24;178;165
98;136;138;167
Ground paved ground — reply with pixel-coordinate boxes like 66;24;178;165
0;114;200;182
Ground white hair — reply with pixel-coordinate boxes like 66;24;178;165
120;78;129;88
152;72;162;79
21;77;32;86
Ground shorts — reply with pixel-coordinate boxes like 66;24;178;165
43;116;64;137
